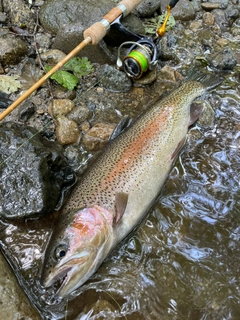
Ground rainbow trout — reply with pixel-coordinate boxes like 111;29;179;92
42;69;222;297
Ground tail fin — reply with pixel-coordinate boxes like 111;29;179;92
185;67;223;90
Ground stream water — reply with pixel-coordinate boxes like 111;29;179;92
0;75;240;319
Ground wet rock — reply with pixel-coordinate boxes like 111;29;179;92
159;65;183;82
52;23;113;64
18;101;36;122
41;0;144;63
161;0;196;21
98;64;132;92
53;87;76;100
225;7;239;26
82;122;116;151
40;49;66;64
202;12;215;26
189;21;203;32
208;48;237;70
3;0;35;32
0;122;75;219
64;145;90;174
48;99;75;117
35;32;52;53
67;102;91;125
133;68;157;86
0;253;41;319
212;9;228;30
0;12;7;23
0;34;28;65
136;0;161;17
196;100;215;127
201;2;221;10
56;115;80;145
39;0;113;35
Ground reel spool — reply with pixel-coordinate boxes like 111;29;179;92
117;39;159;79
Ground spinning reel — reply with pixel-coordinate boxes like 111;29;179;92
111;16;161;79
112;0;184;79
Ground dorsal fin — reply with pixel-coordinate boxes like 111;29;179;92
109;116;132;141
114;192;128;225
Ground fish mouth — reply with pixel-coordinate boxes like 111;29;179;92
43;251;90;290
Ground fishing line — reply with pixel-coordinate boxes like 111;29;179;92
102;290;128;320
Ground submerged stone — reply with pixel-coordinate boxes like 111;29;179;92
0;122;75;219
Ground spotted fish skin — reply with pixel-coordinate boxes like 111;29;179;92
42;70;222;297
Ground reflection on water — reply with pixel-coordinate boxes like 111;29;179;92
0;84;240;319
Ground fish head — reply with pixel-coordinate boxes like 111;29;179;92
41;205;114;297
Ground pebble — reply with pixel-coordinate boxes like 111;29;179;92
201;3;220;10
0;12;7;23
48;99;75;117
40;49;66;64
82;122;116;151
56;115;80;145
216;37;229;47
53;87;76;100
35;33;52;53
189;21;203;32
202;12;215;25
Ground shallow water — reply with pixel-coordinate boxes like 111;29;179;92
0;77;240;319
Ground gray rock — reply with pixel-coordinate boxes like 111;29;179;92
208;48;237;70
212;9;228;30
136;0;161;17
39;0;113;35
3;0;35;32
18;101;36;122
40;0;145;64
204;0;229;9
52;22;114;64
68;102;91;125
0;34;27;65
0;122;75;219
160;0;196;21
98;64;132;92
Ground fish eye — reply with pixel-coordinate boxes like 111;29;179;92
54;244;69;260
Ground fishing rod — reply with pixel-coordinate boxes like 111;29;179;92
0;0;144;121
0;0;183;121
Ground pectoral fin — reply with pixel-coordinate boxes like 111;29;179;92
114;192;128;225
171;138;186;161
189;102;204;126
